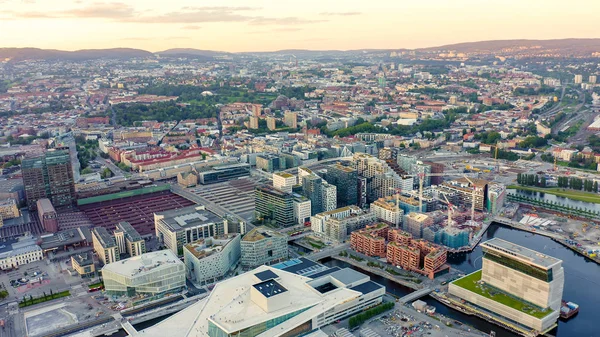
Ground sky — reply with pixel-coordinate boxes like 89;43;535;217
0;0;598;52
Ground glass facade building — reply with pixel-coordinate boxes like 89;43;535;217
325;164;358;208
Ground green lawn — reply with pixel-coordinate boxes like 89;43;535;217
452;271;552;319
507;185;600;204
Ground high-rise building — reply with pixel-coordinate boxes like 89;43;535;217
325;163;358;207
22;149;75;209
36;198;59;233
92;227;120;265
321;182;337;212
283;110;298;128
254;185;295;227
440;178;489;211
293;195;311;225
589;75;597;84
574;74;583;84
154;205;228;256
266;116;277;130
249;116;259;129
114;221;146;257
449;238;564;332
487;183;506;215
256;154;286;172
423;161;444;185
251;104;262;117
302;174;323;215
272;172;296;194
240;227;288;269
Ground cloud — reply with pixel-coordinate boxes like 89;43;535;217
6;3;323;26
182;25;202;30
319;12;361;16
249;17;326;26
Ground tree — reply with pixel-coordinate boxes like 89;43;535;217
541;176;547;187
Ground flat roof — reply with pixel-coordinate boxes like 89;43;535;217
252;279;288;298
350;280;384;295
115;221;142;242
481;238;561;269
254;270;279;282
92;227;117;248
156;205;224;232
329;268;367;286
102;249;183;277
242;226;286;242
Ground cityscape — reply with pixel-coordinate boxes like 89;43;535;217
1;2;600;337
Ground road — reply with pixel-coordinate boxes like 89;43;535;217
100;157;125;178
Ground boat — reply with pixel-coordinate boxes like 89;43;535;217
560;300;579;320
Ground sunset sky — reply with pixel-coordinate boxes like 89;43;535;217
0;0;597;52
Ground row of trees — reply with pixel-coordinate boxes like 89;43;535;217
517;173;547;187
557;176;599;192
348;302;395;329
508;193;600;220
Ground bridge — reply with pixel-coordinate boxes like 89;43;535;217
398;288;433;304
112;313;138;336
304;243;350;261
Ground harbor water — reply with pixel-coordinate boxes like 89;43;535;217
507;188;600;213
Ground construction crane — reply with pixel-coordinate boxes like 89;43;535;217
441;193;456;227
402;171;479;212
463;175;481;223
483;143;501;173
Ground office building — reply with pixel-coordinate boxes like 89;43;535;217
293;195;311;225
240;227;288;269
370;196;405;228
22;149;75;209
321;182;337;212
449;238;564;332
266;116;277;130
184;234;241;286
36;198;59;233
254;185;295;227
139;263;384;337
92;227;120;265
284;110;298;128
256;154;286;173
302;174;323;215
71;252;95;278
325;163;358;207
273;172;296;194
155;205;228;256
403;212;433;238
198;163;251;185
574;74;583;84
102;250;186;298
311;206;376;242
114;221;146;257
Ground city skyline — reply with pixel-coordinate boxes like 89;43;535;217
1;0;598;52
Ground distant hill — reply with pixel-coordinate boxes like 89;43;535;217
419;38;600;55
0;48;154;61
155;48;231;57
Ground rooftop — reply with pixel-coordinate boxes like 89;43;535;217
274;172;294;178
115;221;142;242
481;238;561;269
242;226;286;243
156;205;224;232
452;270;553;319
102;249;183;277
92;227;117;248
184;234;238;259
252;279;288;298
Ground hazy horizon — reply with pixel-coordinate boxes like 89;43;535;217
1;0;598;52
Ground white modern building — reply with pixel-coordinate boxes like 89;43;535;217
311;206;376;242
293;196;311;225
273;172;296;194
240;227;288;269
155;205;227;256
449;238;564;333
370;196;405;228
184;234;241;286
139;262;384;337
0;237;43;270
101;249;185;297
